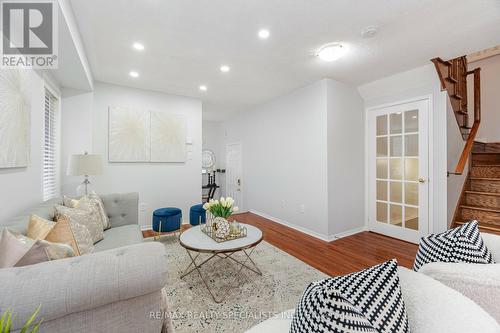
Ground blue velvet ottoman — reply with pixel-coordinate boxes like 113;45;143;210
152;207;182;239
190;204;206;226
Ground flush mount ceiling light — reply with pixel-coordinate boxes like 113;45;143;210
129;71;139;78
316;43;347;62
258;29;270;39
199;85;207;91
132;42;145;51
220;65;230;73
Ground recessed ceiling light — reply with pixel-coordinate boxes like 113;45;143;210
199;85;207;91
129;71;139;78
132;42;145;51
316;43;347;62
258;29;270;39
220;65;230;73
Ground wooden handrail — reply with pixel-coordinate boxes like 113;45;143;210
453;68;481;175
454;121;479;174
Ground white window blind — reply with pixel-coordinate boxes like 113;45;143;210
43;89;58;201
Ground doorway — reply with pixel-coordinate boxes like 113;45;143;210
367;98;430;243
226;143;243;210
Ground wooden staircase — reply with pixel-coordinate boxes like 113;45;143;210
454;143;500;234
431;55;500;233
431;56;474;140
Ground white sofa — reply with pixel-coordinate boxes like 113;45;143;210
419;232;500;323
247;232;500;333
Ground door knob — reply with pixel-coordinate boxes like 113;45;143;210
418;177;426;183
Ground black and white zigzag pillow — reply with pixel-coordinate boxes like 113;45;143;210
414;220;494;271
290;259;410;333
450;220;494;264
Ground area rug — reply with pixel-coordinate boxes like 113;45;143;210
158;236;328;333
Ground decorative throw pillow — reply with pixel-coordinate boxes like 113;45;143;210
290;259;409;333
88;191;111;230
46;216;94;255
413;220;494;271
0;229;32;268
63;195;78;208
55;204;103;244
64;195;107;232
15;238;75;267
0;229;76;268
27;214;56;240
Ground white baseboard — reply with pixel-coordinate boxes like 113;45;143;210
140;220;190;231
249;209;331;242
249;210;366;242
329;226;368;241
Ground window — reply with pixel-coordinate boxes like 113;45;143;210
43;88;58;201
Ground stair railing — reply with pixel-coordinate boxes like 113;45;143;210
431;56;481;176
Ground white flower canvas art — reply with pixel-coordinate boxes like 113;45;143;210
108;106;151;162
150;112;186;162
0;69;31;168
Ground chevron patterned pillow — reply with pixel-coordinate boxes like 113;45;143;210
413;220;494;271
290;259;409;333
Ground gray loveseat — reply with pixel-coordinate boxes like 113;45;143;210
0;193;171;333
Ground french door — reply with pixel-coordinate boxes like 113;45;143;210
368;98;429;243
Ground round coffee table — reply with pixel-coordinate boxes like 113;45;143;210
179;223;263;303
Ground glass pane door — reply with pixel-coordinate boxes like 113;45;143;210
370;99;429;243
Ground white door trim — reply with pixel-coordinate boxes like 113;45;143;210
365;94;433;243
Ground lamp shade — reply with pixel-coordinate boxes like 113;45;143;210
67;153;103;176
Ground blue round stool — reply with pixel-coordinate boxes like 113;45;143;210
190;204;206;226
152;207;182;239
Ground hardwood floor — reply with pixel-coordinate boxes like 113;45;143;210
143;212;418;276
233;212;418;276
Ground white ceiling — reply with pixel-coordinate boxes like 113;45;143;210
69;0;500;121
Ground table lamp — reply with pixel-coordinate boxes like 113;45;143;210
67;152;103;196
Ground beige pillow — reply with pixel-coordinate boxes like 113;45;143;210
65;194;109;231
63;195;78;208
41;239;76;260
0;229;32;268
27;214;56;240
55;204;103;244
46;217;94;255
88;192;111;230
15;239;75;267
0;229;75;268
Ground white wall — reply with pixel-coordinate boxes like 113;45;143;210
468;55;500;142
326;80;365;236
222;80;330;238
218;79;365;240
446;97;468;226
60;88;94;195
358;64;449;234
61;82;202;227
202;121;225;197
0;70;61;223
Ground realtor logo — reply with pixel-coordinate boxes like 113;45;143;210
1;0;58;68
